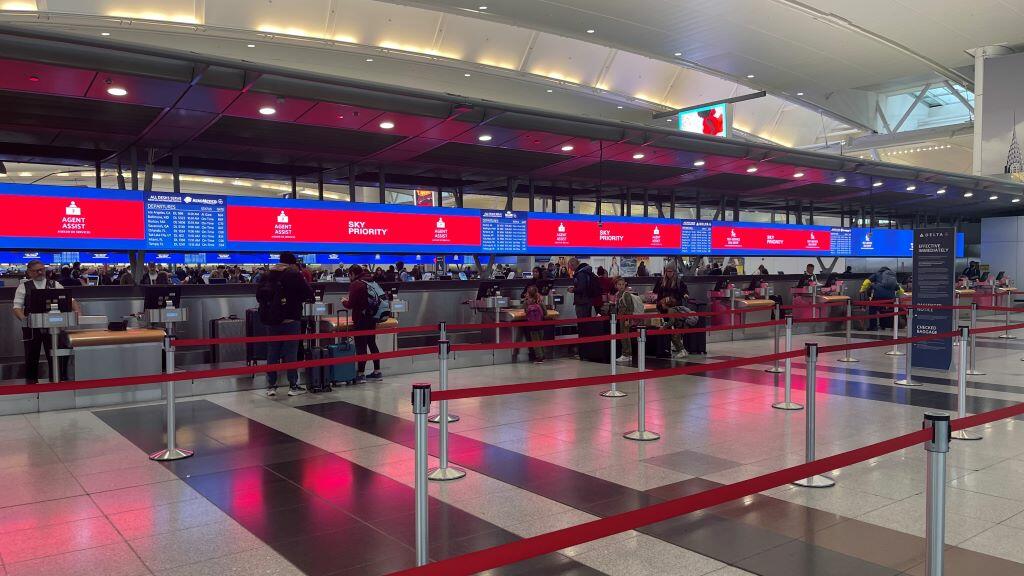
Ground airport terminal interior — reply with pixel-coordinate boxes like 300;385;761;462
4;1;1024;574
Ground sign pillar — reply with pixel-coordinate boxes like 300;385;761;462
913;228;956;370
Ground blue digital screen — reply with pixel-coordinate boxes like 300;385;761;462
145;192;227;251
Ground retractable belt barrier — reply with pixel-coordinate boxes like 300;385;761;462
779;301;848;310
174;323;438;347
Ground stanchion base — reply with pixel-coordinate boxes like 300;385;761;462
623;430;660;441
428;414;460;424
885;350;906;356
792;474;835;488
772;402;804;411
966;370;986;376
600;389;628;398
427;466;466;481
952;430;983;441
764;367;784;373
836;356;859;363
149;448;194;461
999;334;1017;340
894;378;922;387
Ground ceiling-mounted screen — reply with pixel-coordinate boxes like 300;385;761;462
678;103;729;138
0;184;145;250
527;213;681;255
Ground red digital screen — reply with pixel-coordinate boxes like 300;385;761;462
226;205;481;247
0;194;144;241
711;226;831;252
527;218;680;252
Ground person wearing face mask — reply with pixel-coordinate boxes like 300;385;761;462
12;260;80;384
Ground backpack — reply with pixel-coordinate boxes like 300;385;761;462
618;291;643;315
525;302;544;322
256;274;288;326
362;280;390;321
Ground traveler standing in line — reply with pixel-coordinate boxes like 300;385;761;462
613;277;642;364
567;258;599;319
12;260;80;384
344;265;386;383
257;252;313;397
652;264;689;304
636;261;649;277
522;285;546;364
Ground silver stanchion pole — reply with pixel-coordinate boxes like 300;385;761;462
838;299;858;363
765;303;784;373
924;412;950;576
427;339;465;482
952;326;982;441
793;342;835;488
411;384;430;566
602;312;627;397
896;309;921;386
886;299;905;356
624;326;659;441
1000;295;1016;339
429;322;458;424
150;333;194;461
773;316;803;410
966;303;985;375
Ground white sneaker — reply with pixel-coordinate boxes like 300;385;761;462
266;388;277;397
287;388;307;397
673;349;689;359
615;355;632;364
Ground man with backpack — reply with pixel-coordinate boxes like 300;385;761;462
343;265;386;383
567;258;601;319
256;252;314;397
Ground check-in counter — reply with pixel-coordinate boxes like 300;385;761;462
733;298;775;339
708;285;744;329
68;328;165;381
790;284;819;320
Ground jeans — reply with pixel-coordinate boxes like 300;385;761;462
868;304;884;331
266;321;301;389
574;304;593;319
354;316;381;374
527;329;544;361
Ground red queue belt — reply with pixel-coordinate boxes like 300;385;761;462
175;323;438;348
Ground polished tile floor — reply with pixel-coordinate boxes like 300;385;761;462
1;315;1024;575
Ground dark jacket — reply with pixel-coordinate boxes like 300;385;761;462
653;277;688;304
259;265;313;323
871;268;900;300
344;272;375;317
571;263;599;306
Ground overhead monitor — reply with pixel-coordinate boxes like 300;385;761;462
678;103;729;138
0;184;145;250
527;213;681;255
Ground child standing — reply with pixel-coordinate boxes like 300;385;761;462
523;285;546;364
613;277;643;364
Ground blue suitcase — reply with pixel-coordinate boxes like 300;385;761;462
327;338;358;386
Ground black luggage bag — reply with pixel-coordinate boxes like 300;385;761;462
245;308;268;365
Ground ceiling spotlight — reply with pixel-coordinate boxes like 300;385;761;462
746;74;755;79
1013;198;1021;203
379;121;395;129
478;5;487;9
990;195;999;200
796;92;805;96
464;72;472;77
586;29;595;34
365;58;374;62
100;32;110;36
964;192;974;198
546;89;554;93
561;145;574;152
247;43;255;48
28;74;39;82
694;160;706;167
746;166;758;173
478;134;492;142
616;105;623;109
873;181;883;187
258;106;276;115
936;188;946;194
835;177;846;183
906;185;917;191
673;52;682;57
793;172;804;178
632;153;645;159
106;87;127;97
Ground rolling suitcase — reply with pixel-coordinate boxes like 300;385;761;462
245;308;268;365
682;317;708;355
304;345;331;393
577;318;611;364
327;338;358;386
210;315;246;364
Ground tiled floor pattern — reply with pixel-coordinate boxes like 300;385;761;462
0;326;1021;574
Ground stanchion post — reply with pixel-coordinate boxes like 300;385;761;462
624;326;659;441
952;326;982;441
793;342;835;488
765;303;784;373
602;312;627;397
896;309;921;386
427;339;465;481
966;303;985;375
837;299;858;363
412;384;431;566
924;412;950;576
429;322;459;424
149;333;194;461
773;315;802;410
886;299;905;356
1000;297;1016;339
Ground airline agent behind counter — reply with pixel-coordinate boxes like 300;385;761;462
11;259;81;384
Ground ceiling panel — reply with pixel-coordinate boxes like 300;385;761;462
437;12;535;69
563;160;697;183
195;116;404;156
332;0;443;51
0;58;94;98
525;33;612;87
685;173;790;191
205;0;333;38
413;141;570;172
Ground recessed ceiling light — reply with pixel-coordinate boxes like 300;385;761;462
673;52;682;57
258;106;276;115
873;181;883;187
906;185;916;191
365;58;374;62
616;105;623;109
478;5;487;9
694;160;706;167
835;177;846;183
632;153;645;160
796;92;804;96
100;32;110;36
936;188;946;194
478;134;492;142
379;121;395;129
1013;198;1021;203
464;73;471;77
586;29;595;34
793;172;804;178
546;89;553;93
247;43;255;48
990;195;999;200
106;87;127;97
746;166;758;173
746;74;755;79
964;192;974;198
337;114;345;119
561;145;574;152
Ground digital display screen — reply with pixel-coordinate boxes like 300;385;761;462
527;213;681;255
0;184;145;250
678;103;728;138
225;196;482;254
145;192;227;251
709;222;834;255
481;210;528;253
